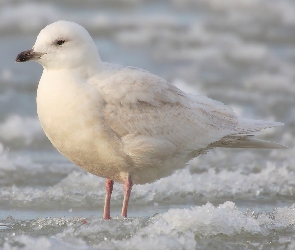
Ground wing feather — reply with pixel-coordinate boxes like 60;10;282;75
91;64;284;183
96;65;238;152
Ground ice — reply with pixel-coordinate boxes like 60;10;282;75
3;236;52;250
244;74;295;94
156;202;261;236
0;2;60;32
0;143;76;187
1;202;295;249
0;115;42;145
172;0;295;28
116;29;154;46
229;44;269;63
1;154;294;210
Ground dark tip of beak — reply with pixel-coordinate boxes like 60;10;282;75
16;49;44;63
16;49;34;62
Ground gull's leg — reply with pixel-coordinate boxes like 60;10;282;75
103;178;114;220
121;174;133;218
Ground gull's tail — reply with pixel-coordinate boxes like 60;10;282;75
222;137;287;149
215;118;287;149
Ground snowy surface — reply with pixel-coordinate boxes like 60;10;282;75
0;0;295;249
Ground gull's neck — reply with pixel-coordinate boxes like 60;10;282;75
43;58;103;78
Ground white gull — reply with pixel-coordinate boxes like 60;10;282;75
16;20;286;219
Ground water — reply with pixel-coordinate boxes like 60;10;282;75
1;0;295;249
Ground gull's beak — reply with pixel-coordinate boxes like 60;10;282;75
15;49;44;62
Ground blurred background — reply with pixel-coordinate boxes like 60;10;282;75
0;0;294;155
0;0;295;248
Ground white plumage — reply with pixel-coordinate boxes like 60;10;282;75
16;20;285;218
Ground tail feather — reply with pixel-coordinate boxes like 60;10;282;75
224;138;287;149
212;117;286;149
236;118;284;136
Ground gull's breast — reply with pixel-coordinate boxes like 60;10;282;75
36;71;132;183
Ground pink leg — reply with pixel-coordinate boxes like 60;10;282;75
103;178;114;220
121;174;133;218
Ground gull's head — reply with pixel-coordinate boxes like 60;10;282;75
16;20;101;71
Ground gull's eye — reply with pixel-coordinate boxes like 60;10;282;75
55;39;66;46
